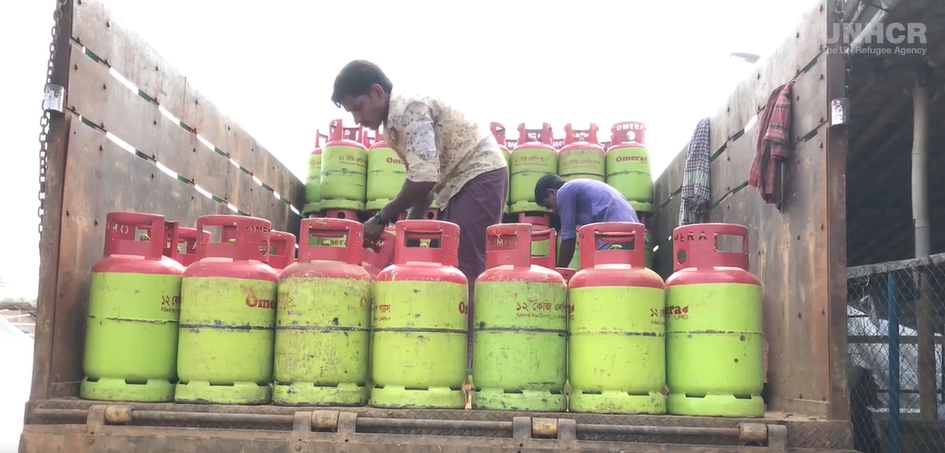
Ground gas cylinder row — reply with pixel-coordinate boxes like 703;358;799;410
303;120;437;222
302;120;653;222
493;121;652;217
467;221;765;417
80;212;297;404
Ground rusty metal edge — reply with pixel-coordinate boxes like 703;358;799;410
823;0;851;422
31;0;74;402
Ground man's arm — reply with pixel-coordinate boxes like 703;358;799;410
556;189;578;268
406;192;434;219
379;102;438;223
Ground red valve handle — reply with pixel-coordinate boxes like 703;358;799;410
268;231;297;270
176;227;208;266
103;211;166;260
611;121;646;145
529;227;557;269
516;122;553;145
162;220;180;261
556;267;575;283
315;131;329;148
490;122;507;146
196;215;272;263
394;220;460;267
578;222;646;268
484;223;530;269
673;223;749;272
298;218;363;265
360;129;375;148
328;119;363;142
564;123;600;145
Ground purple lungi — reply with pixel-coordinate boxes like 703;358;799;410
441;167;509;369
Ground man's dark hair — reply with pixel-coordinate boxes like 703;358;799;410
331;60;393;107
534;173;565;205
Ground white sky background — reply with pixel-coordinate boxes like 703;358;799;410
0;0;814;299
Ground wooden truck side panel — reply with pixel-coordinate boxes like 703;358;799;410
652;0;848;422
32;0;304;402
23;0;856;451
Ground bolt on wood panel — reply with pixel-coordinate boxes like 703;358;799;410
70;0;305;220
49;119;230;396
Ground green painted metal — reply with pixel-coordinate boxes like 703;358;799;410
304;150;322;214
665;283;765;417
371;280;467;409
81;272;182;402
273;271;372;405
558;146;606;182
569;285;666;414
472;226;568;411
509;145;556;213
175;278;277;404
320;144;367;210
365;144;406;211
605;144;654;213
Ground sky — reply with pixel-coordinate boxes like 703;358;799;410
0;0;813;299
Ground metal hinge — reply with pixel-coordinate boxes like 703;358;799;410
43;84;65;113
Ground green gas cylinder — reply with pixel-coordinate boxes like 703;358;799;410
304;131;328;214
273;218;372;405
664;223;764;417
473;224;567;411
320;120;368;211
491;122;513;214
81;212;184;402
371;220;468;409
605;122;653;214
569;222;666;414
509;123;556;213
175;215;279;405
558;123;606;182
365;137;406;211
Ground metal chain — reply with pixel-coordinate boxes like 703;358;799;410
38;0;66;237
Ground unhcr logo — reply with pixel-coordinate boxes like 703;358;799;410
828;22;928;56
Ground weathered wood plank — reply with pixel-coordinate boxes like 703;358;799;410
71;0;305;211
653;142;688;209
708;56;828;205
824;0;850;421
707;125;830;416
33;0;75;400
66;43;233;199
707;0;827;156
49;120;230;394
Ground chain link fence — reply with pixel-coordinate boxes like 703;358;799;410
847;253;945;453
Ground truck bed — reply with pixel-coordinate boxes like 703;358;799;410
21;398;852;453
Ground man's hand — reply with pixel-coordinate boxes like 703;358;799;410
363;215;385;243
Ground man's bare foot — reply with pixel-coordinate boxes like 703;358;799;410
463;378;472;410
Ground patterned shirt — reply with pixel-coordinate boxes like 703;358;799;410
382;87;507;209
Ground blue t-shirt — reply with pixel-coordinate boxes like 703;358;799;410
556;179;639;249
